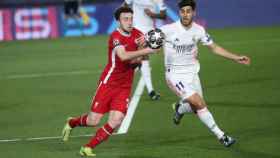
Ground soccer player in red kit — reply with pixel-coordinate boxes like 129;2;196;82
61;6;159;156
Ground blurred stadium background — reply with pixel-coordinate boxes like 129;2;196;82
0;0;280;158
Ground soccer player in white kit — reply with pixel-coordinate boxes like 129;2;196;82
160;0;250;147
124;0;167;100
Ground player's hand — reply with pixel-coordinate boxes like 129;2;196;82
144;8;155;18
235;55;251;65
135;35;147;48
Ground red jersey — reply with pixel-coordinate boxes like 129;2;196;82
99;28;143;88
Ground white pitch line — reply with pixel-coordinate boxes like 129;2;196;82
117;76;145;134
0;139;22;142
0;132;127;143
0;134;93;143
0;70;99;80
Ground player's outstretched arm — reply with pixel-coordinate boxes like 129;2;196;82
115;46;159;61
207;43;251;65
144;9;166;20
122;2;129;7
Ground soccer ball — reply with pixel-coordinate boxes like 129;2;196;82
145;28;165;49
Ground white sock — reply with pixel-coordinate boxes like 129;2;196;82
141;60;154;93
178;101;193;114
197;107;224;139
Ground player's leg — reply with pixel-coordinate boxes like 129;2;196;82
187;75;224;138
80;87;129;156
62;109;105;142
71;0;84;32
80;110;124;156
188;93;224;138
141;57;160;100
79;113;112;156
172;99;194;124
64;1;70;19
165;72;194;124
62;112;103;142
84;110;124;148
68;112;103;128
187;93;235;147
173;74;204;117
63;0;72;27
186;75;235;147
175;75;203;114
62;82;108;142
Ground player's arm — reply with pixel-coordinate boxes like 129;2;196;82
134;34;149;60
207;43;251;65
115;46;158;61
123;2;129;7
144;9;167;20
122;0;132;7
145;0;167;20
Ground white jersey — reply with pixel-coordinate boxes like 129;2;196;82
125;0;166;33
160;21;213;74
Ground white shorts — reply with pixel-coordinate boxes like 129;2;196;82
165;71;203;100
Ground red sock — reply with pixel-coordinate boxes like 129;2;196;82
85;123;114;148
69;114;88;128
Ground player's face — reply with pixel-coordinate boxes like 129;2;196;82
119;13;133;33
179;6;195;27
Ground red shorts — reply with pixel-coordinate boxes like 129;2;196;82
91;82;131;114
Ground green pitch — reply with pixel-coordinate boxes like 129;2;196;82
0;26;280;158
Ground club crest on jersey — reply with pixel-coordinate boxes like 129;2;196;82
174;38;180;43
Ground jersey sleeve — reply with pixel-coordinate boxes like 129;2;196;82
199;28;214;46
110;33;123;50
156;0;167;11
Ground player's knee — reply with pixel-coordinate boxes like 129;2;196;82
87;116;100;126
187;93;206;110
193;101;206;109
195;100;206;108
108;117;124;128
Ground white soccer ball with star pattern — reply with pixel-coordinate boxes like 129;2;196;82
145;28;165;49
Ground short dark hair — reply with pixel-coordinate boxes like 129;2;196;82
178;0;196;10
114;6;133;20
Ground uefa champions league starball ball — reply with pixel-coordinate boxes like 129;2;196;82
145;28;165;49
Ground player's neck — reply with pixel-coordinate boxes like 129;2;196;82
180;20;193;30
117;28;131;37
